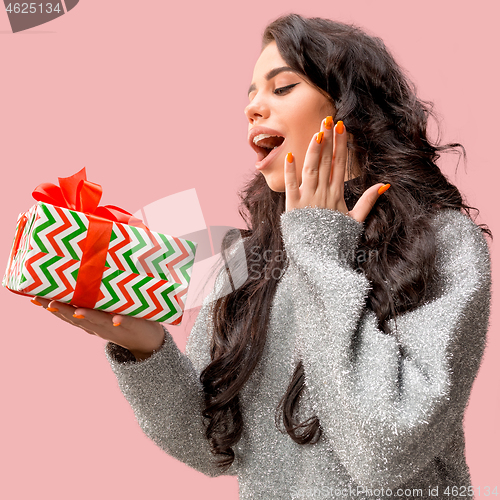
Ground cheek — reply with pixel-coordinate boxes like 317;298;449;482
295;119;321;154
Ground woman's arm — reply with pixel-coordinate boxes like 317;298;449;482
104;267;239;478
280;206;491;489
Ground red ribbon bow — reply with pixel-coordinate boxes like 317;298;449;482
31;167;149;309
32;167;148;230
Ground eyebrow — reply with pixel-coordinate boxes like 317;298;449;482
247;66;301;96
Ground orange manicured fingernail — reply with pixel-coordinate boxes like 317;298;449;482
378;183;391;195
325;116;333;130
316;131;324;144
335;121;344;134
31;298;42;306
286;152;294;163
47;307;59;312
113;322;121;327
73;313;85;319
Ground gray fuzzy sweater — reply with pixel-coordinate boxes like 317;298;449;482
105;207;492;500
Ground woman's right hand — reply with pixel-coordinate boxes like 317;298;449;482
31;296;166;361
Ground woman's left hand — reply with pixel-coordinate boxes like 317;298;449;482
284;116;390;223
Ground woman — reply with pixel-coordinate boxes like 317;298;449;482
33;13;492;499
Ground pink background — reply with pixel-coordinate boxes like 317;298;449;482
1;1;498;499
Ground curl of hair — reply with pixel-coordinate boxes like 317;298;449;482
199;13;492;471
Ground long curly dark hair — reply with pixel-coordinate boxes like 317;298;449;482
198;13;492;471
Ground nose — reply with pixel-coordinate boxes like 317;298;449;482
244;94;270;123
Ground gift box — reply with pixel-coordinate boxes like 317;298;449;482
3;168;198;324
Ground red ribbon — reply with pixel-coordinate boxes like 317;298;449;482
32;167;148;230
32;167;149;309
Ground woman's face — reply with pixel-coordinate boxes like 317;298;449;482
245;41;344;192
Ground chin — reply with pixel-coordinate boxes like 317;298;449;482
262;174;286;193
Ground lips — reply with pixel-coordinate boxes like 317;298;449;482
248;126;286;170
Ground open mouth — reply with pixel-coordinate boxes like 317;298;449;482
252;134;285;161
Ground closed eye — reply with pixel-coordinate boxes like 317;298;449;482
274;83;299;95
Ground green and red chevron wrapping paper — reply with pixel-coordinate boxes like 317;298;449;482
3;201;198;324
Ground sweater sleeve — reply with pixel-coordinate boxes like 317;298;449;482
280;206;492;489
104;265;239;478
